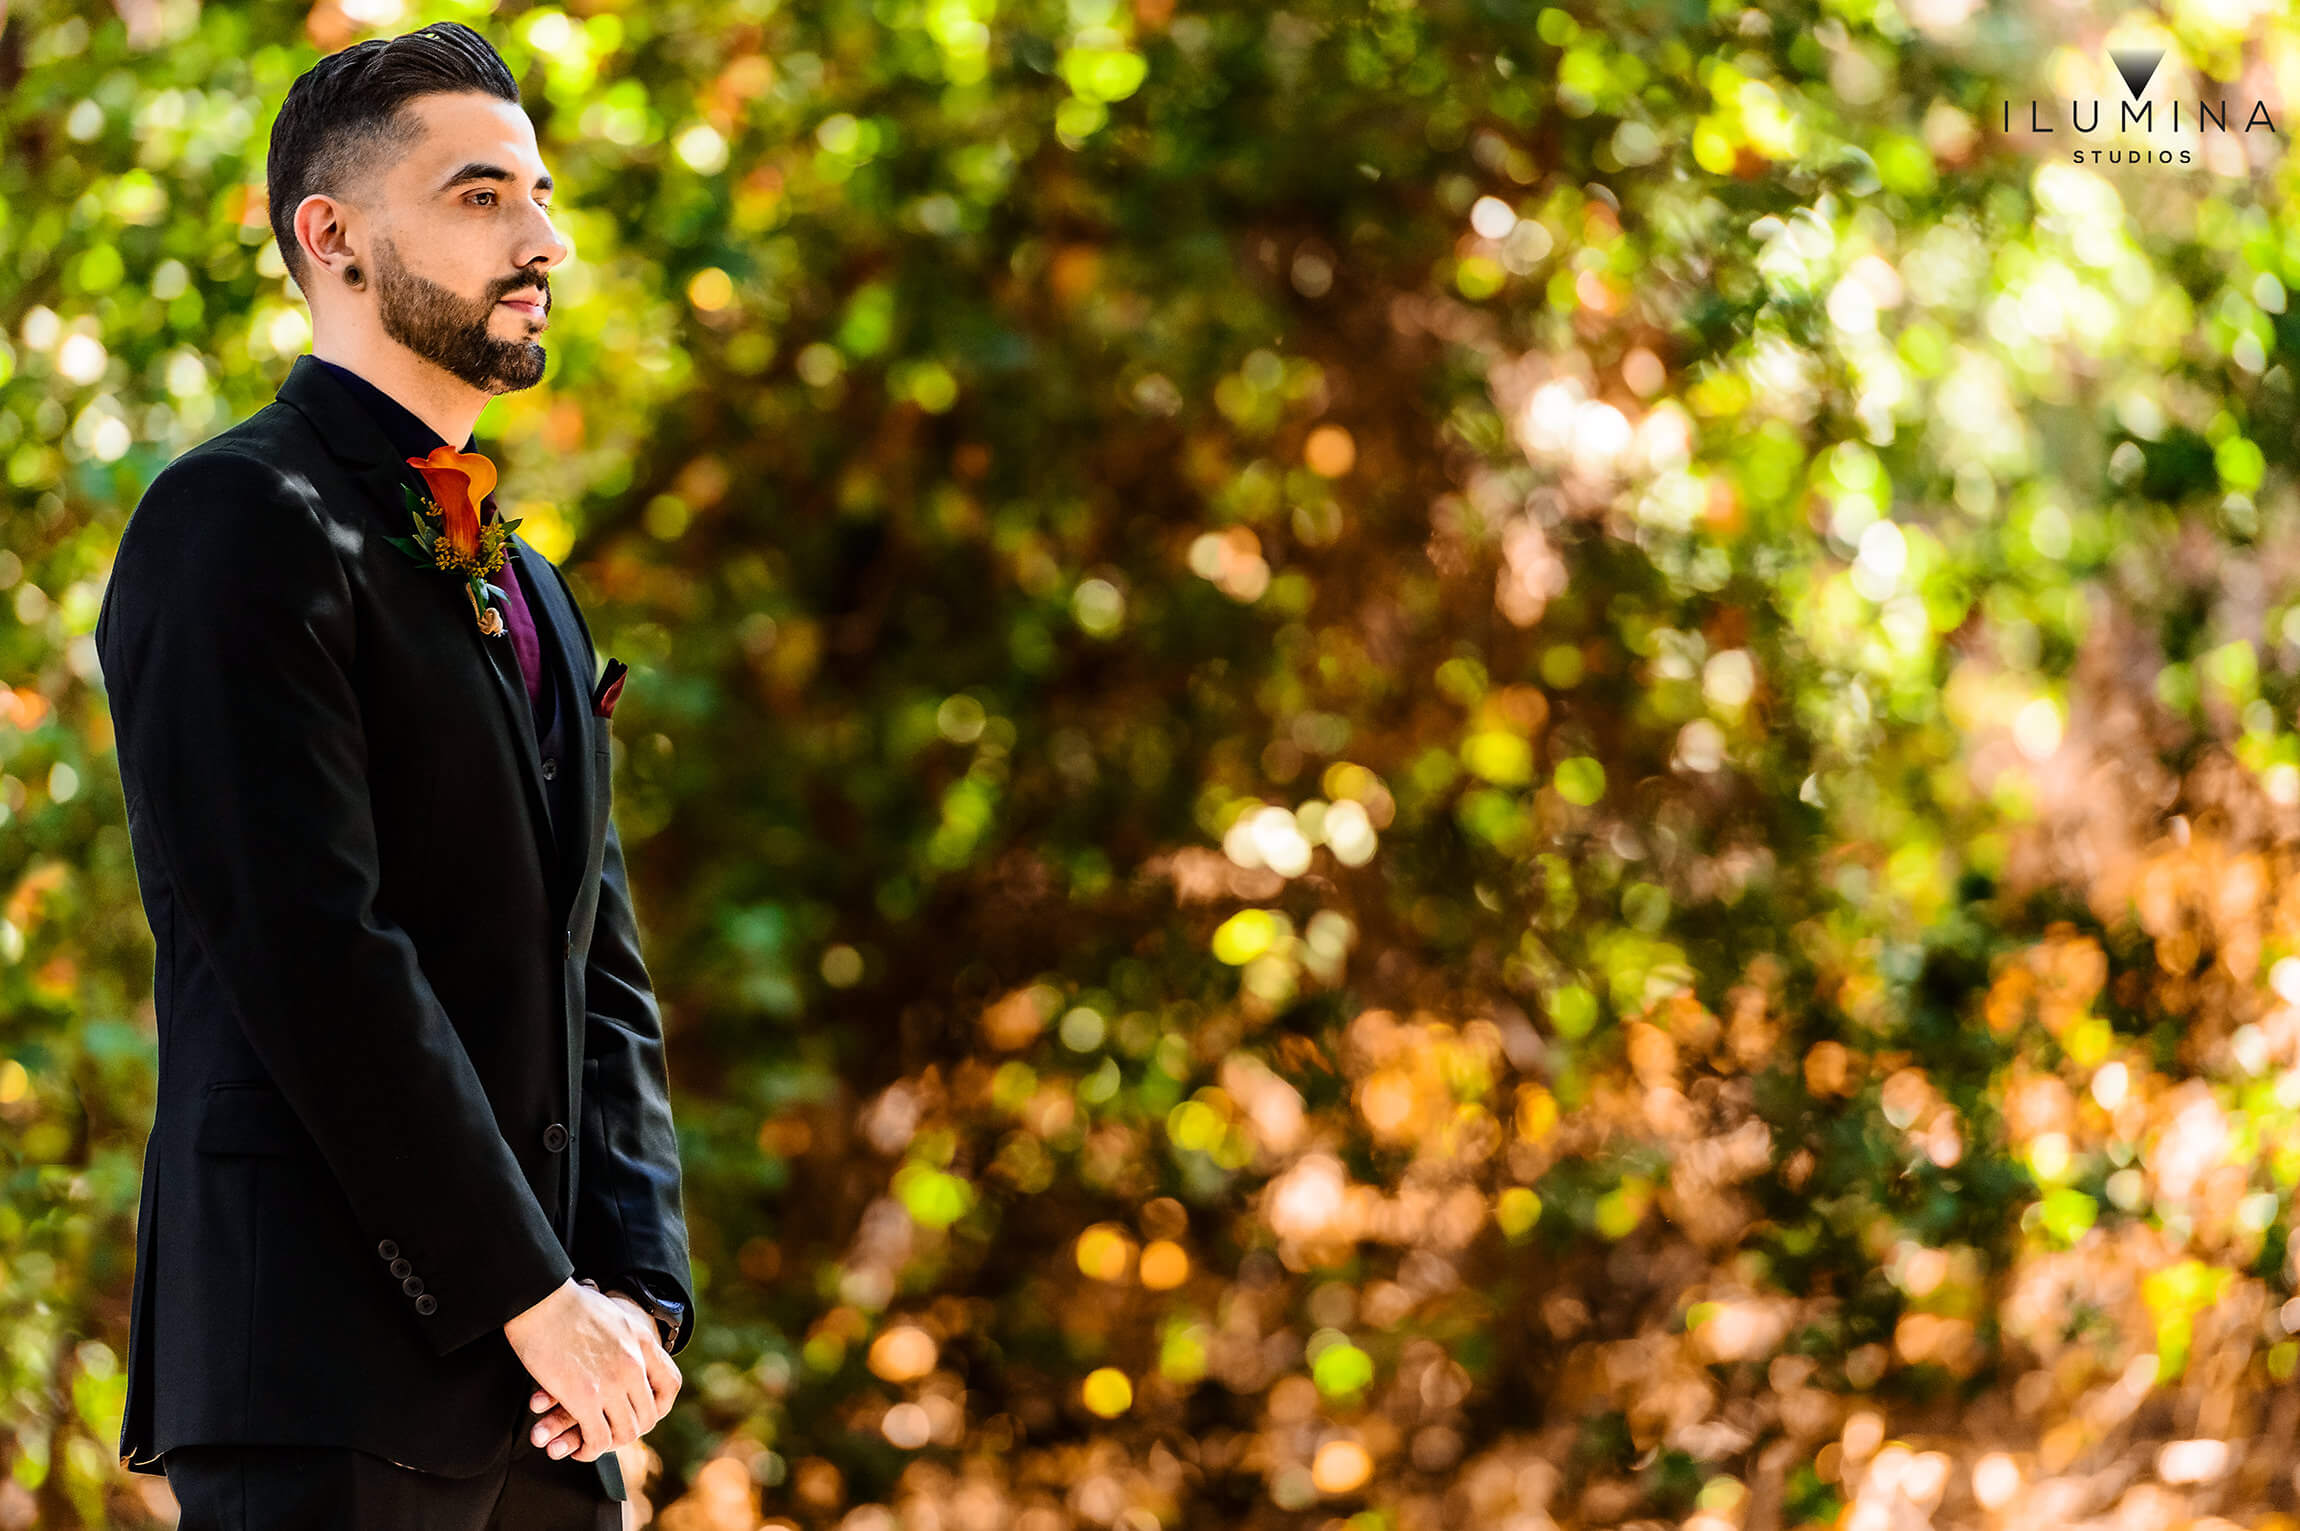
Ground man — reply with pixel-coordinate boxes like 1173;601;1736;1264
93;22;694;1529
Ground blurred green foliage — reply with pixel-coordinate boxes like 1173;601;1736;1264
15;0;2300;1525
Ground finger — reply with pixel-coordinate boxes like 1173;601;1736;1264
530;1390;554;1412
544;1400;591;1458
609;1336;653;1434
571;1403;612;1463
643;1343;679;1419
529;1406;576;1446
634;1357;665;1433
623;1339;662;1432
585;1396;634;1461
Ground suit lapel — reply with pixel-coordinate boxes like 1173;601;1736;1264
509;535;597;1231
476;535;557;881
509;534;600;924
274;354;558;895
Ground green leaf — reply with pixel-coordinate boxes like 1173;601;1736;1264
383;535;428;561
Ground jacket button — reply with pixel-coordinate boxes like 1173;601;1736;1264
402;1274;425;1296
414;1294;438;1316
376;1239;399;1261
542;1122;569;1153
389;1257;412;1279
542;756;558;780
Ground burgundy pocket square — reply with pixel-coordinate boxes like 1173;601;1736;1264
592;657;628;718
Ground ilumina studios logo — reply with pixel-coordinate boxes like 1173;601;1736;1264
2002;44;2281;165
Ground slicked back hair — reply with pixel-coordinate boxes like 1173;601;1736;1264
266;21;518;293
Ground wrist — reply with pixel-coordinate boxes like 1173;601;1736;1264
599;1267;687;1352
504;1275;578;1339
605;1285;677;1348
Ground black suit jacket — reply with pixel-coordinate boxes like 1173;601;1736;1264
94;352;694;1483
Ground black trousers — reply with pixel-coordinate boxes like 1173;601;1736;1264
163;1426;625;1531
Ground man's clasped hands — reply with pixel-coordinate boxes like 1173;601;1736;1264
502;1275;682;1463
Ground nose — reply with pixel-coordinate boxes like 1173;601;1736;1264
531;214;572;274
518;202;571;278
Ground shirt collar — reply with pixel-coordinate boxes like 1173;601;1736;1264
311;357;482;467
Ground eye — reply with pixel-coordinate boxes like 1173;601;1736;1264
469;188;497;207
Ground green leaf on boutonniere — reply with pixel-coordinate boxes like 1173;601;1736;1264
499;517;524;534
384;534;428;561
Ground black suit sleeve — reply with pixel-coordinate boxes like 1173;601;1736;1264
97;449;575;1355
568;731;695;1355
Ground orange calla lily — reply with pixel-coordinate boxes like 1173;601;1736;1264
406;446;499;562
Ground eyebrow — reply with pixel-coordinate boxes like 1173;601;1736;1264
438;161;554;196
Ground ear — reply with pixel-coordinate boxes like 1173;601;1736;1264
292;191;358;289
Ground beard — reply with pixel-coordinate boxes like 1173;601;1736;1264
371;232;547;393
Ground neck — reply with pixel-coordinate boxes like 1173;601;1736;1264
310;333;489;448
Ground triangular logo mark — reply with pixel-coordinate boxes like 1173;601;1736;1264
2110;47;2165;98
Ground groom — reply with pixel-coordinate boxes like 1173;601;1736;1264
94;22;692;1530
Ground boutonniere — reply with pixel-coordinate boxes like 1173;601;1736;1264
382;446;522;635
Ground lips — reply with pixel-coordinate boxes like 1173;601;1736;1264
499;291;546;319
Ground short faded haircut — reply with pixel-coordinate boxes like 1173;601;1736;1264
265;21;519;293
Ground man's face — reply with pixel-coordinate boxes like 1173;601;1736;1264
366;92;567;394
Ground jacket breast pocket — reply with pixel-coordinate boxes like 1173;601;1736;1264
194;1079;311;1157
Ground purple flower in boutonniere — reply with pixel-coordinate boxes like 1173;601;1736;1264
382;445;522;636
